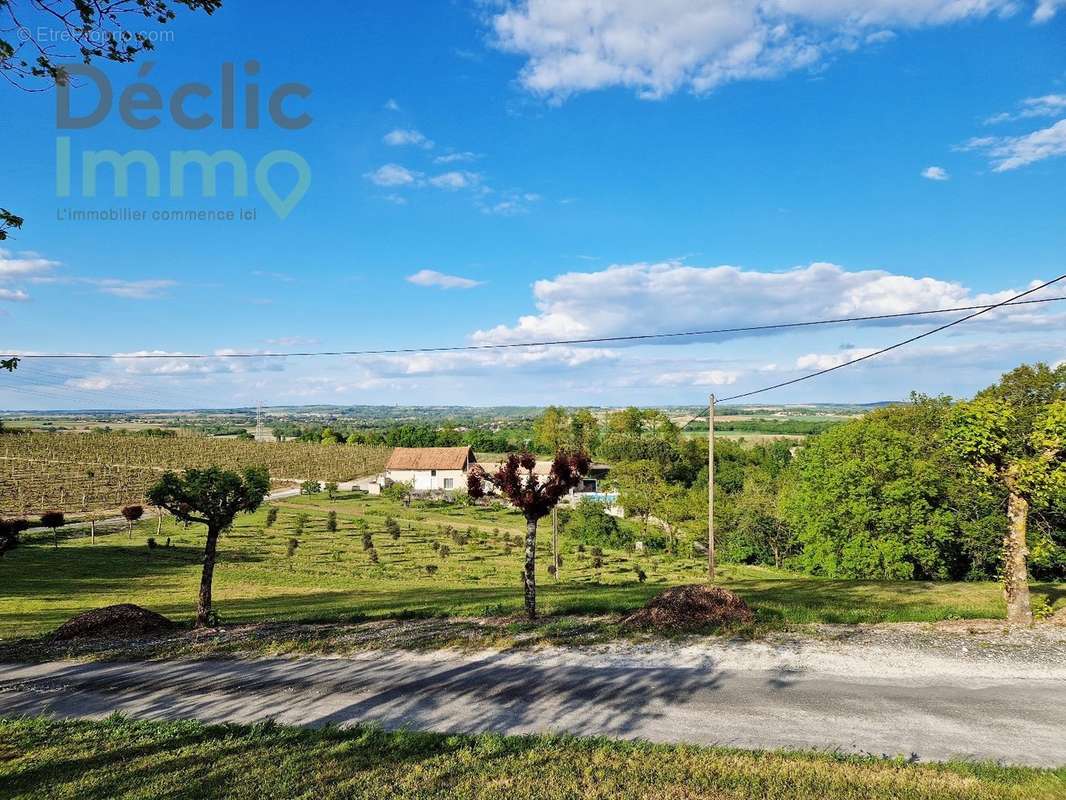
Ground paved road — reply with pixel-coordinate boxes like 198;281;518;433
2;653;1063;766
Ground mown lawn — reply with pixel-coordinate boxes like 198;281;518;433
2;492;1063;638
1;717;1062;800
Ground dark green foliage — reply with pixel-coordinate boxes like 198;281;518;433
326;511;337;533
300;480;322;496
362;531;373;551
265;507;278;528
563;498;628;548
385;516;401;540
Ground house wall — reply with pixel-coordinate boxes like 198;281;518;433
385;468;466;492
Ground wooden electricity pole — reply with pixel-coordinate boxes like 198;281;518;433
707;393;716;582
552;506;559;580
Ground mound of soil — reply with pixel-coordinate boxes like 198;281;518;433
50;604;176;641
624;584;754;630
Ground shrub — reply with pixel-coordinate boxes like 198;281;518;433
385;517;401;540
300;480;322;496
425;564;438;576
368;547;379;565
326;511;337;533
286;538;299;558
438;544;451;559
362;531;373;551
564;497;629;548
265;507;278;528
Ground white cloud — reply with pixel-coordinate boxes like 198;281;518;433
1033;0;1065;21
428;171;481;190
984;94;1066;124
795;347;879;370
491;0;1024;101
384;98;401;111
434;151;480;164
654;369;740;386
406;269;484;289
472;261;1049;345
0;288;29;302
92;279;176;300
0;248;60;279
921;165;949;181
383;128;434;148
365;163;421;187
962;119;1066;171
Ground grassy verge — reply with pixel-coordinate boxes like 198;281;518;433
1;717;1061;800
3;491;1063;639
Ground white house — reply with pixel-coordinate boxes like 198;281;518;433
384;446;476;492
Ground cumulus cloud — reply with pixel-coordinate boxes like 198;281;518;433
365;163;421;187
961;119;1066;171
472;261;1050;345
383;128;434;148
0;288;30;302
921;166;949;181
490;0;1027;101
406;269;484;289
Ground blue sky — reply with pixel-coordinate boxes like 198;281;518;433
2;0;1064;410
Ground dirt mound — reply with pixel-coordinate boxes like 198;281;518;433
50;604;176;641
624;585;754;630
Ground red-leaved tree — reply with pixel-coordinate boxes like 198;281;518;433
468;451;589;619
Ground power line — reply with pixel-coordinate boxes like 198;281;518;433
716;273;1066;404
6;294;1065;361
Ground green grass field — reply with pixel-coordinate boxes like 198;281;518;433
2;491;1063;639
1;717;1061;800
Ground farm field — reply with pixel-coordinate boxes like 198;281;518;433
2;491;1061;639
2;717;1061;800
0;432;389;515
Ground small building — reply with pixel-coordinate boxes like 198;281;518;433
384;446;476;493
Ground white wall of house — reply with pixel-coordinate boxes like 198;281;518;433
386;468;466;492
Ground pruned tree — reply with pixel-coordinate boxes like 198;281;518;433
121;504;144;538
0;518;29;557
40;510;64;548
948;366;1065;625
147;466;270;627
468;450;589;618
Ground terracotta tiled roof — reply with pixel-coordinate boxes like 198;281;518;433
386;446;474;471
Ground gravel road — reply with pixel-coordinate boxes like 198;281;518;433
2;634;1064;767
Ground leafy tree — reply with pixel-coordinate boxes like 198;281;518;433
563;497;626;548
469;450;589;618
569;408;601;453
727;468;795;569
40;511;65;548
384;516;401;540
265;507;278;528
147;466;270;627
609;460;666;540
947;363;1065;624
300;480;321;496
653;483;697;554
780;416;960;580
532;406;569;453
324;481;338;500
121;504;143;538
326;510;337;533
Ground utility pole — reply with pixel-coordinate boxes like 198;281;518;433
707;393;716;582
255;402;265;442
552;506;559;580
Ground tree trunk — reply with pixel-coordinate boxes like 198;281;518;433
90;518;95;545
196;524;221;628
523;517;538;619
1004;491;1033;626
